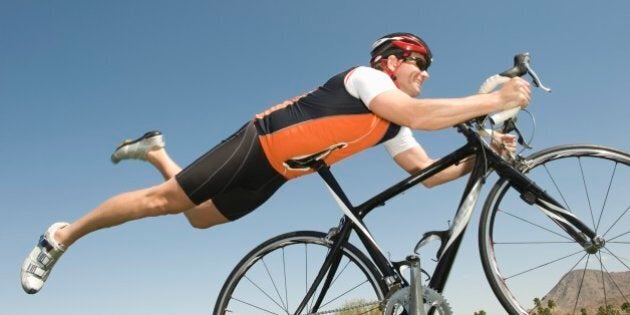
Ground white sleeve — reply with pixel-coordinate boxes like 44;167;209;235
383;126;420;157
344;66;397;109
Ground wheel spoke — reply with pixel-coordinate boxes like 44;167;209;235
307;258;356;313
543;164;573;212
597;255;630;304
572;256;591;315
504;249;585;280
330;258;352;288
494;241;576;245
596;163;618;232
602;248;630;271
232;296;282;315
499;208;574;241
596;253;609;311
602;205;630;239
319;280;370;309
598;252;628;306
578;157;597;229
244;275;287;313
304;244;309;311
215;233;388;314
480;146;630;315
607;228;630;243
282;248;289;312
262;258;288;311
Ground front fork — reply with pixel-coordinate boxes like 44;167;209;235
531;193;599;248
497;153;599;247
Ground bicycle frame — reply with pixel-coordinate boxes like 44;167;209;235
294;122;600;314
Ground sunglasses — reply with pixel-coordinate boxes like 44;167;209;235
403;56;429;71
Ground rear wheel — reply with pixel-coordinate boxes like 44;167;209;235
479;145;630;314
214;231;387;314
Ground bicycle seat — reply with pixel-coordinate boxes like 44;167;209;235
284;143;347;171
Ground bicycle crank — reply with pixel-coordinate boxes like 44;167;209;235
383;287;452;315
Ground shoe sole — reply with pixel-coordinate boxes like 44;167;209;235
114;131;162;151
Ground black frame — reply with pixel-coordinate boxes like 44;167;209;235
293;122;599;314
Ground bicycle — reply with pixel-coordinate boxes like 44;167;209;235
213;53;630;315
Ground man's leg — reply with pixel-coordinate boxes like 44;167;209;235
22;132;230;294
55;138;229;247
54;177;195;247
145;148;230;229
22;172;198;293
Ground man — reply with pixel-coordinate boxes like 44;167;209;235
21;32;528;293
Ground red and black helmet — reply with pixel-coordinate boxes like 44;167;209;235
370;32;432;69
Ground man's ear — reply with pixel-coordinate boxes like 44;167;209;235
386;55;400;72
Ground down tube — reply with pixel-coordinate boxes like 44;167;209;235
428;157;487;292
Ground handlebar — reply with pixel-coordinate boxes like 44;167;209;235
478;52;551;125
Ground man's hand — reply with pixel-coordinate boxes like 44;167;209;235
491;132;517;156
497;77;531;111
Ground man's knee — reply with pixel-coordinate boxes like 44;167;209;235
143;193;178;216
144;180;194;217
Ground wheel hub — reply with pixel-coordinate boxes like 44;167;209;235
584;235;606;254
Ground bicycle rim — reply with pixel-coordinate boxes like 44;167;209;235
214;231;386;315
479;145;630;314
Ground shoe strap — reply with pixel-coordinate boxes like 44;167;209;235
38;235;54;252
38;235;64;263
25;263;49;279
35;249;57;268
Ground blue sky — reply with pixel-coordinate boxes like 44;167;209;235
2;1;629;314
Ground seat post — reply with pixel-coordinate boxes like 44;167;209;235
314;162;354;211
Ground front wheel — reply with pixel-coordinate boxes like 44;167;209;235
214;231;387;315
479;145;630;315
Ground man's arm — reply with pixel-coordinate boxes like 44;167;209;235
393;145;474;188
393;134;516;188
369;77;530;131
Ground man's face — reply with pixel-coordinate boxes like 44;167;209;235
393;52;430;97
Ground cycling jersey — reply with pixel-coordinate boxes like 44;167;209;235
255;66;420;179
176;66;421;220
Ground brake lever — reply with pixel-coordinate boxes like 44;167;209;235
524;61;552;92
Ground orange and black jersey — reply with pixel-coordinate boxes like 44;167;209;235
175;66;419;220
254;67;402;179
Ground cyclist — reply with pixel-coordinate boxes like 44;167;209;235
21;32;528;294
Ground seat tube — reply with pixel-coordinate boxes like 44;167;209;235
408;255;426;315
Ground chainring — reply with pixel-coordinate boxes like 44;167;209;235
383;286;452;315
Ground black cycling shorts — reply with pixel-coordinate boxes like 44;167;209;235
175;121;286;221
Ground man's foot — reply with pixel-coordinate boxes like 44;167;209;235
111;131;165;164
21;222;69;294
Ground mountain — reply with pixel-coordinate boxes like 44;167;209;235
539;269;630;314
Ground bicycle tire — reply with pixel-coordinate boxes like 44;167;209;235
213;230;387;315
479;144;630;314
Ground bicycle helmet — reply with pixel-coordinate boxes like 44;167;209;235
370;32;432;69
